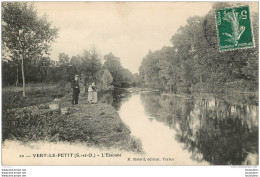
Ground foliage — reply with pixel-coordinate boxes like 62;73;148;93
2;49;137;90
139;2;258;93
103;53;125;87
101;69;113;90
1;3;137;90
101;53;138;88
2;2;59;96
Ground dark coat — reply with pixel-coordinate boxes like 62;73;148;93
71;79;80;93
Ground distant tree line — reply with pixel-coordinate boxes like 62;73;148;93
2;49;139;89
139;2;258;93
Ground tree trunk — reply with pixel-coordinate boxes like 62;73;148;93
21;57;26;97
16;64;19;87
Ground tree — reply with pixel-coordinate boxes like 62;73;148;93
101;69;113;88
58;53;70;65
139;2;258;93
2;2;58;97
132;73;141;87
80;48;102;86
139;50;164;89
103;53;124;87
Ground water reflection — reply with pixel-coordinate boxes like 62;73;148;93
100;89;258;165
140;92;258;165
118;94;209;165
99;89;131;110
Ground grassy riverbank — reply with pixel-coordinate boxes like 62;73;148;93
2;88;143;153
2;82;71;110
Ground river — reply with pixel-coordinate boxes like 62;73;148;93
103;89;258;165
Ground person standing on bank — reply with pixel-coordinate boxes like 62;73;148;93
88;82;97;104
71;75;80;105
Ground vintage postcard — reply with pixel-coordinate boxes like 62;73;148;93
1;1;258;166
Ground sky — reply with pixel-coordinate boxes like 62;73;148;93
35;2;213;73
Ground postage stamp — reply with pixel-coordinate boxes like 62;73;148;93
215;6;254;51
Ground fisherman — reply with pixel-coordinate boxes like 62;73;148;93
71;75;80;105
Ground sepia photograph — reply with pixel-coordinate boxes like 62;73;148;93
1;1;258;167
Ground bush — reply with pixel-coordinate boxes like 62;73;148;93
225;80;258;92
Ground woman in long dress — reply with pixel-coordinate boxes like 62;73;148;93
88;82;97;103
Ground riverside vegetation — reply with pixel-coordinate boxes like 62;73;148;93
2;83;143;153
139;2;258;94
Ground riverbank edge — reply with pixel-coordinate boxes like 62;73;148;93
134;87;258;105
2;94;143;154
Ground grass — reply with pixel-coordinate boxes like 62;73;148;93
2;83;58;93
2;83;143;153
2;82;71;110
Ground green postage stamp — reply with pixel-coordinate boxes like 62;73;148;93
216;6;254;51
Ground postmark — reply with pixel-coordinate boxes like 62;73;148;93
215;6;254;51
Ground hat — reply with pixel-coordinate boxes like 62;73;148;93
75;75;80;77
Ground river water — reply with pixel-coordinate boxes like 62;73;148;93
103;89;258;165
